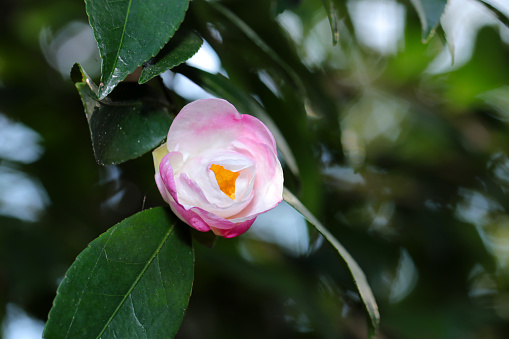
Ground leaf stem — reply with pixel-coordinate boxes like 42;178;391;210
283;188;380;338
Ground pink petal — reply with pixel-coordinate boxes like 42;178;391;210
178;173;253;218
229;138;284;221
159;150;255;235
159;152;181;198
167;99;277;156
191;206;256;237
212;218;256;238
168;200;211;233
155;98;283;238
158;152;209;231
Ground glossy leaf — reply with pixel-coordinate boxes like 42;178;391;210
174;64;299;178
283;188;380;338
43;207;194;339
139;29;203;84
409;0;448;42
72;63;172;166
85;0;190;98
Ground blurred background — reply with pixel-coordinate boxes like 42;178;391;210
2;0;509;337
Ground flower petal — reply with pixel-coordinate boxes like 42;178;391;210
212;218;256;238
191;206;256;237
229;138;284;221
167;99;277;157
177;148;255;208
154;98;284;238
159;152;184;198
169;200;211;232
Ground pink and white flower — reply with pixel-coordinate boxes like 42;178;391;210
153;98;283;238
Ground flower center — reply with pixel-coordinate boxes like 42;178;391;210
210;164;239;200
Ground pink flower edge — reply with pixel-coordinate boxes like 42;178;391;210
153;98;284;238
156;155;281;238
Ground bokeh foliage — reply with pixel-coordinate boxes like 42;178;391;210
1;0;509;338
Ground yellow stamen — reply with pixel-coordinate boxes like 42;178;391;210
210;164;239;200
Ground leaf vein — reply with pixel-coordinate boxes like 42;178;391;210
64;227;118;339
96;225;175;338
156;255;172;318
129;295;148;338
108;0;133;81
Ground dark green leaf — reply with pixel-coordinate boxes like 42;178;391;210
174;64;299;178
320;0;340;45
283;188;380;338
85;0;190;98
43;207;194;339
190;228;217;249
409;0;448;42
272;0;302;16
72;63;172;166
206;1;306;95
139;29;203;84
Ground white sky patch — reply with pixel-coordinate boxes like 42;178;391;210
40;21;100;78
323;165;366;191
348;0;406;55
388;249;419;303
302;17;331;67
0;166;50;222
276;11;304;43
0;113;48;222
455;188;509;269
186;40;221;74
171;41;222;100
258;70;281;97
170;73;215;101
342;93;409;145
2;304;44;339
427;0;509;74
0;114;43;164
246;201;310;257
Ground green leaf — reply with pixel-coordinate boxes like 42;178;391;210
190;228;217;249
409;0;448;42
85;0;190;99
72;63;172;166
139;29;203;84
320;0;340;45
283;188;380;338
43;207;194;339
174;64;300;178
206;1;306;95
272;0;302;16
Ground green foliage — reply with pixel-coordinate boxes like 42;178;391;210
320;0;340;45
72;64;172;165
206;1;306;94
409;0;448;41
43;208;194;339
283;189;379;337
5;0;509;338
85;0;190;98
139;29;203;84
